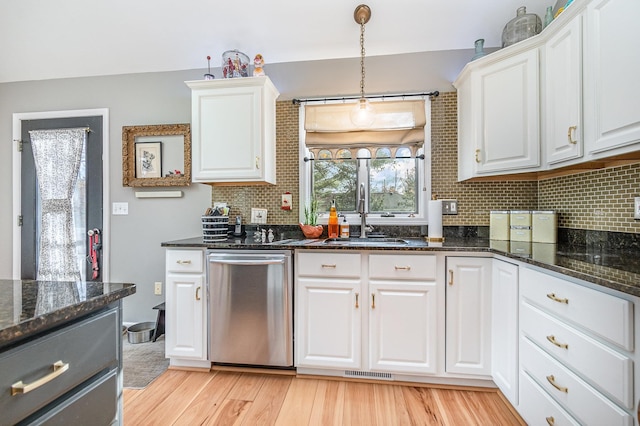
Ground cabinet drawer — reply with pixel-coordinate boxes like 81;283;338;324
369;254;437;281
520;268;633;350
167;249;204;273
521;301;633;409
520;337;632;426
0;308;118;425
519;370;580;426
297;252;361;278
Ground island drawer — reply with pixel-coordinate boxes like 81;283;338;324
296;252;361;278
369;253;437;280
0;308;118;425
166;249;204;273
520;267;633;351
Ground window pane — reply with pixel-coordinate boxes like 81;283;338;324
313;159;357;213
369;158;417;213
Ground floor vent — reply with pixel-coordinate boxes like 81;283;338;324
344;370;393;380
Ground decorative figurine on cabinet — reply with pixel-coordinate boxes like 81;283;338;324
253;54;265;76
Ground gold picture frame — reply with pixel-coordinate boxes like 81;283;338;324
122;123;191;187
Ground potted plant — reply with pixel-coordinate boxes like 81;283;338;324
299;197;323;239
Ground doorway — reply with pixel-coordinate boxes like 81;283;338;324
12;109;110;281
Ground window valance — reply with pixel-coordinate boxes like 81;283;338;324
303;100;426;159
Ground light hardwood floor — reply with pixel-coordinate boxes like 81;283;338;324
123;369;525;425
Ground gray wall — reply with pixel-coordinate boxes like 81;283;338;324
0;48;478;324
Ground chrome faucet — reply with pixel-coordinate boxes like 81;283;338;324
358;183;368;238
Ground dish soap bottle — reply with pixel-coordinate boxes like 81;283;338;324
340;215;350;238
328;200;339;238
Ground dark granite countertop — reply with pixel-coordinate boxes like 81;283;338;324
0;280;136;349
163;236;640;298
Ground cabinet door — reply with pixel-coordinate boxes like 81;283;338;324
446;257;492;376
584;0;640;156
473;49;540;174
165;274;205;360
491;259;519;406
369;281;438;374
296;277;362;369
544;14;583;165
189;77;278;184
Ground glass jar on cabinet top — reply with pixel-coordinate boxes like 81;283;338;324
501;6;542;48
222;49;249;78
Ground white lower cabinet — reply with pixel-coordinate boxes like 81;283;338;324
165;249;208;368
296;251;440;377
445;257;492;376
491;259;519;406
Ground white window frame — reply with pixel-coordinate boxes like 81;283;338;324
298;99;431;226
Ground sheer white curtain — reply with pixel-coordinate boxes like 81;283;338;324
29;128;86;283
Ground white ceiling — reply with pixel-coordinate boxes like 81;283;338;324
0;0;546;84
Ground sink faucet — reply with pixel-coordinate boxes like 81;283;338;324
358;183;368;238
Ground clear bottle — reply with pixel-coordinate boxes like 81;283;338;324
328;200;339;239
340;215;350;238
501;6;542;48
543;6;554;29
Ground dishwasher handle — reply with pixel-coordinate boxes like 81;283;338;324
208;256;285;266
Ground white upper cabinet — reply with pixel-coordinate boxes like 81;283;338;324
583;0;640;157
186;77;279;184
543;12;584;165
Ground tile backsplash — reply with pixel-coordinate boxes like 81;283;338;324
211;92;640;235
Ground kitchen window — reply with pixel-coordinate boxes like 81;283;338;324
299;99;431;225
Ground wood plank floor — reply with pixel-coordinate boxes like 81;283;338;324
123;369;525;425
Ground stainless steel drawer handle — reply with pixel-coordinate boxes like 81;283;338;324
546;335;569;350
176;260;192;265
321;264;337;268
394;265;411;271
546;375;568;393
11;361;69;396
546;416;555;426
546;293;569;304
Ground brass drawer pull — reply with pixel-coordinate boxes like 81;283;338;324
11;361;69;396
546;293;569;304
547;335;569;350
448;269;454;286
546;416;555;426
321;264;337;269
355;293;359;309
546;375;568;393
475;149;481;163
567;125;577;144
394;265;411;271
196;286;201;301
176;259;192;265
371;293;376;309
255;156;260;169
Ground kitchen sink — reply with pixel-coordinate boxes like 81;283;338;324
322;237;410;246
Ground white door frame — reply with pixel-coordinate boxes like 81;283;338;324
12;108;111;281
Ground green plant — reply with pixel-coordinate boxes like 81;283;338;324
303;197;319;225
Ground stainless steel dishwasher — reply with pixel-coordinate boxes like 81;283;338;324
207;250;293;368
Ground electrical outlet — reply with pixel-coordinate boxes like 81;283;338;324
154;281;162;295
442;200;458;215
635;197;640;220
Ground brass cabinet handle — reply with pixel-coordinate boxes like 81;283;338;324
11;361;69;396
355;293;359;309
546;293;569;304
195;286;201;301
371;293;376;309
546;375;568;393
475;149;481;163
394;265;411;271
448;269;454;286
547;335;569;350
256;156;260;169
176;260;192;265
546;416;555;426
321;264;337;269
567;125;577;144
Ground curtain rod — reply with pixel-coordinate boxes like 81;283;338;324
292;91;439;105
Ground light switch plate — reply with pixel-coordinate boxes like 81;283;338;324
442;199;458;215
251;208;267;224
634;197;640;220
112;202;128;215
154;281;162;295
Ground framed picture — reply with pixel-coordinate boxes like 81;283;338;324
135;141;162;178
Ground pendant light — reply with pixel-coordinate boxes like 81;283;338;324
350;4;375;128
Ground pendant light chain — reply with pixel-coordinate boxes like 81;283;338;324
359;18;366;99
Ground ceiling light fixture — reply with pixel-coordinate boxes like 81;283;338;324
350;4;375;128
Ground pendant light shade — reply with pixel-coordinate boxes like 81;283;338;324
351;4;375;128
350;98;375;128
